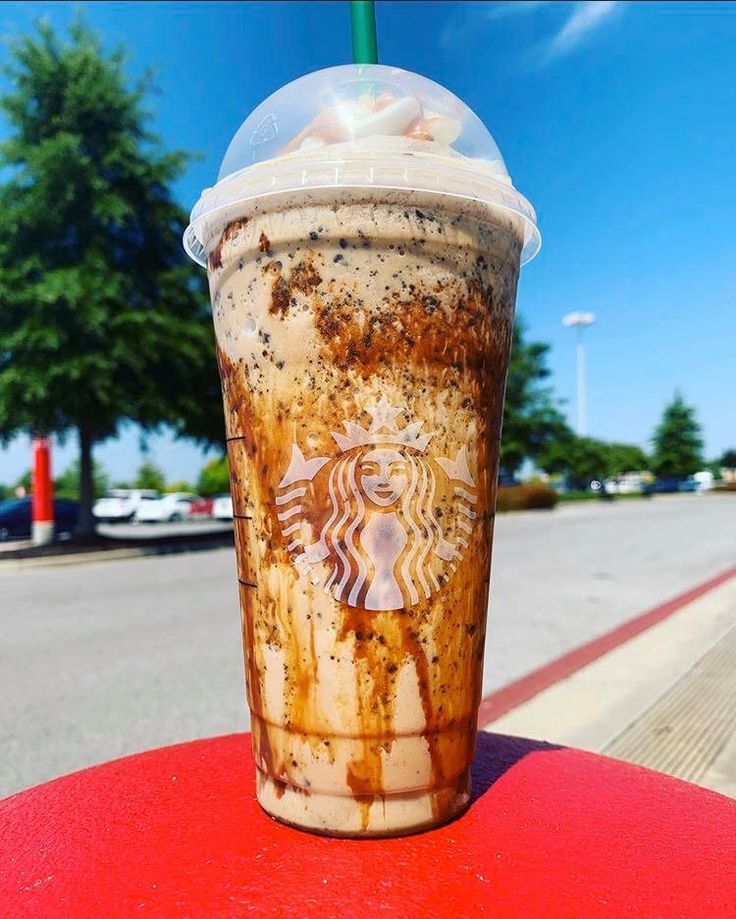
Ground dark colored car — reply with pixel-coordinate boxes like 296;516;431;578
0;497;80;541
652;477;681;494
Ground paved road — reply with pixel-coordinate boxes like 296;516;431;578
2;495;734;797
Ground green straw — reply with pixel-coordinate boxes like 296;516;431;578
350;1;378;64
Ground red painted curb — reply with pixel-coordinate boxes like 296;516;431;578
478;563;736;728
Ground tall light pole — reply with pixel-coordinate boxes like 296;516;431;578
562;311;596;436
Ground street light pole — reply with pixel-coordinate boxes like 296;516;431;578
562;311;596;436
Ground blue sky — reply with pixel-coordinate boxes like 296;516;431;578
1;1;734;485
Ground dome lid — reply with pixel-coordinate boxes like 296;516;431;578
184;64;540;266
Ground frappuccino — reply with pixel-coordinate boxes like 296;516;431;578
185;65;540;836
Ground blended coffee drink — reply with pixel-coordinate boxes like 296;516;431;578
185;65;540;836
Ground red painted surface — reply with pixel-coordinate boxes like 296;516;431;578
31;437;53;524
478;564;736;726
1;732;734;918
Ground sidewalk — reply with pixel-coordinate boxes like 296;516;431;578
481;569;736;798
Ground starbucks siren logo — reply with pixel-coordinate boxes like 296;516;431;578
276;397;478;611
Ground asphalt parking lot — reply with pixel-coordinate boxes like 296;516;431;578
2;494;734;797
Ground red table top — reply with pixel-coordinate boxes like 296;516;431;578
1;731;734;918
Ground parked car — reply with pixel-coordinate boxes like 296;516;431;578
604;472;651;495
189;496;214;518
135;493;200;523
0;497;79;541
93;489;160;523
692;470;715;492
652;478;681;494
212;493;234;520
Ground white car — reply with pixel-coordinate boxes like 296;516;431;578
134;493;199;523
212;493;233;520
93;489;161;523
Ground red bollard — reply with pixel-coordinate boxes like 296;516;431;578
32;437;54;545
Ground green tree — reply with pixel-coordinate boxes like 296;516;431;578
651;392;703;479
542;437;649;488
541;436;611;489
501;319;572;476
720;448;736;469
55;457;109;499
0;21;222;536
133;460;166;492
705;459;723;480
164;479;191;494
196;455;230;496
605;442;649;476
13;470;32;494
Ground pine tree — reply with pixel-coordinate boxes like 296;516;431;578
0;22;222;535
651;392;704;479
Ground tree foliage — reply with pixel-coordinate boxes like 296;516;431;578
133;460;166;492
13;469;32;494
604;442;649;476
720;448;736;469
196;455;230;496
164;479;192;494
501;319;571;476
0;21;222;534
651;392;703;479
54;457;109;499
541;436;649;488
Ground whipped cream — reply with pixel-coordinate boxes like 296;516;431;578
282;92;462;153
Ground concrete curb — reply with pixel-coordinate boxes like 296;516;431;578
478;563;736;727
0;535;234;571
481;574;736;759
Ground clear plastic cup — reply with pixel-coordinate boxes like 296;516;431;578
185;64;539;837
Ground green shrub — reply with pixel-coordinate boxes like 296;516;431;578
496;484;559;512
557;490;599;503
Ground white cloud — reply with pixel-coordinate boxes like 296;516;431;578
482;1;551;21
439;1;623;68
544;2;621;63
439;1;549;51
